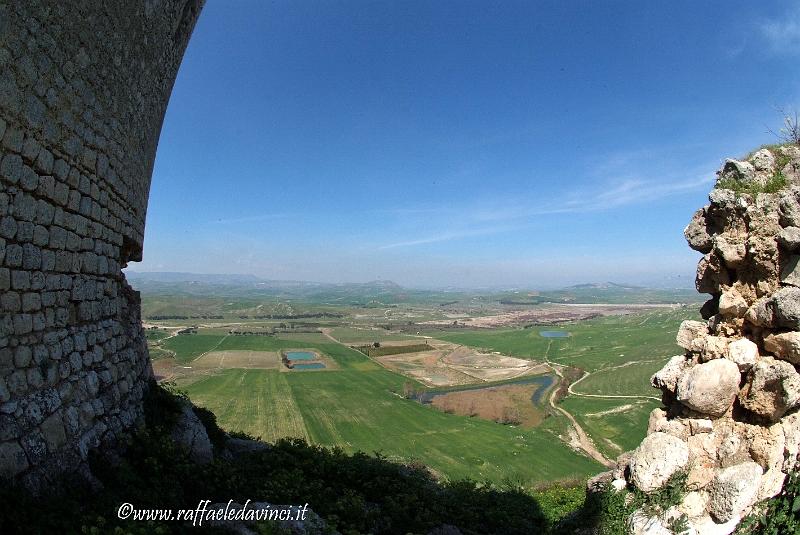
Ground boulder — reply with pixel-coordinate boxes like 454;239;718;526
718;288;748;318
707;462;763;523
684;208;713;253
714;236;746;269
739;356;800;421
763;331;800;364
726;338;758;371
779;188;800;227
696;254;731;295
677;359;740;416
717;159;756;185
745;296;776;327
773;287;800;329
702;336;730;361
629;432;689;493
676;320;708;351
778;226;800;251
750;148;775;173
781;255;800;287
651;355;690;394
171;402;214;464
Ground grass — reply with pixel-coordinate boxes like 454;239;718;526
162;334;227;363
176;333;601;486
166;308;693;486
559;397;659;459
573;359;665;397
716;170;788;195
431;308;694;372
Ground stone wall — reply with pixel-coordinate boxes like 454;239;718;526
0;1;202;490
599;146;800;534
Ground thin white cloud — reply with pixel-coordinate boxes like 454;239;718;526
207;213;288;225
376;169;714;249
378;226;516;249
761;5;800;53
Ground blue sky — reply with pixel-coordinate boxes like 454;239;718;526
137;0;800;288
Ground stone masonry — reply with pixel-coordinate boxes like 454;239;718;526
596;145;800;534
0;1;202;490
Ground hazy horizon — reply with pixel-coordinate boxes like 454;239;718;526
138;1;800;287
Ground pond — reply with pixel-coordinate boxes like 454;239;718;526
539;330;570;338
286;351;316;361
293;362;326;370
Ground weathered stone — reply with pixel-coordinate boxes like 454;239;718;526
684;207;713;253
677;359;740;417
763;331;800;364
717;159;756;184
739;356;800;421
718;288;748;318
0;441;29;478
714;236;746;268
772;287;800;329
781;255;800;287
745;296;776;327
676;320;708;351
726;338;758;371
750;148;775;172
651;355;690;394
629;432;689;493
702;336;730;361
171;402;213;464
708;462;763;523
778;226;800;251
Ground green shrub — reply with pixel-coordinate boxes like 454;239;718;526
716;170;787;196
737;469;800;535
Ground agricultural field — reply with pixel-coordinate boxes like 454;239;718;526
172;332;601;484
136;276;700;486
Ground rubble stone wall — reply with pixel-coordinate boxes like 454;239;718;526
602;145;800;534
0;1;202;490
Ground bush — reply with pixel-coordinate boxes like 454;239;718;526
737;469;800;535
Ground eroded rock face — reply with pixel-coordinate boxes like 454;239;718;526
594;146;800;535
629;432;689;493
677;360;740;417
708;462;763;523
171;402;214;465
739;357;800;421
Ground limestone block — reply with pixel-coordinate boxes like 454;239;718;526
739;356;800;421
677;359;740;416
708;462;763;523
629;432;689;493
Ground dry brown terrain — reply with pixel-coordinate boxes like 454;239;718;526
419;303;676;328
430;384;547;427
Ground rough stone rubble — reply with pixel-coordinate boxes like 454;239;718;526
596;145;800;534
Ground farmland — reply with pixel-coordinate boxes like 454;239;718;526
136;275;700;487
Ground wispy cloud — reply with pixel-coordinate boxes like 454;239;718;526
207;213;288;225
375;157;716;249
760;5;800;54
378;226;517;249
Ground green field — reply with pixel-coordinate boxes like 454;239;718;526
559;397;660;459
156;305;694;486
176;334;601;485
430;307;695;372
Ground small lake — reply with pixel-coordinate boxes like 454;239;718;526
286;351;316;361
414;374;556;406
293;362;326;370
540;331;570;338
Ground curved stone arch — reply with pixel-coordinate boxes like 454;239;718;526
0;1;203;489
